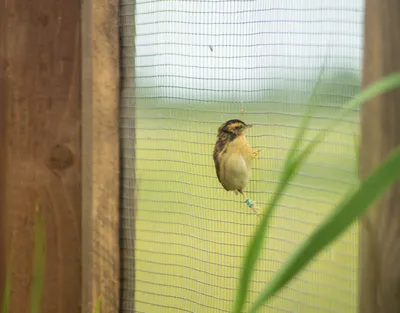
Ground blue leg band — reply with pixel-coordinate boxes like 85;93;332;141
245;199;254;208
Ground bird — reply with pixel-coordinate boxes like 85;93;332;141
213;119;261;217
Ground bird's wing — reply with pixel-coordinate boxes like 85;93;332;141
213;145;232;191
213;148;222;183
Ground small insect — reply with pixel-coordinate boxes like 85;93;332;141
209;45;213;52
213;119;260;217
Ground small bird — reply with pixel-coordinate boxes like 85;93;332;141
213;119;260;217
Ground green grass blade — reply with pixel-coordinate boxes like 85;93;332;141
304;74;400;156
30;203;46;313
247;146;400;313
243;72;400;312
353;132;360;179
1;273;11;313
326;73;400;132
283;58;327;168
92;296;102;313
231;162;299;313
231;107;320;313
291;73;400;180
1;247;13;313
232;72;400;313
231;58;328;313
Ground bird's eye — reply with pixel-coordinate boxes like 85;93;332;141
235;125;243;130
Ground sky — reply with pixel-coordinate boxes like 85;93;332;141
133;0;364;102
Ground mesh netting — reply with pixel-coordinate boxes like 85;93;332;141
120;1;363;312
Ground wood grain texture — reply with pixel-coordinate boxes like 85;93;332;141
81;0;120;311
359;0;400;312
0;0;81;312
0;16;6;300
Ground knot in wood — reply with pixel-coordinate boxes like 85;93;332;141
49;144;74;170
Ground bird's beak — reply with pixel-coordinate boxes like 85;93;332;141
246;124;253;129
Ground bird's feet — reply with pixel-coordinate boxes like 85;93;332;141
250;204;261;217
252;149;262;159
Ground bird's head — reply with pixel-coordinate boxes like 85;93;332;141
217;119;252;137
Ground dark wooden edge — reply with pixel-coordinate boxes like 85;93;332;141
118;1;137;311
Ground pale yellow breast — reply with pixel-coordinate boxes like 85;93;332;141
218;136;254;191
229;136;254;170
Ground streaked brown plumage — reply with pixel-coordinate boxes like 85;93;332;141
213;119;260;216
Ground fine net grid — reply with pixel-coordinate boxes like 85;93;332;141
120;1;363;313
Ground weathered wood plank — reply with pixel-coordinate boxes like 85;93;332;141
81;0;120;311
0;0;82;312
359;0;400;312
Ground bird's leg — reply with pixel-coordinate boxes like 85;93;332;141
238;190;260;217
252;149;262;159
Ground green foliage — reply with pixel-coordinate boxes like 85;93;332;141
231;63;326;313
315;71;361;106
248;146;400;313
93;296;102;313
233;72;400;313
1;204;103;313
1;249;12;313
30;203;46;313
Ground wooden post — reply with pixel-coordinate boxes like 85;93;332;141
81;0;120;312
359;0;400;312
0;0;120;312
0;1;82;312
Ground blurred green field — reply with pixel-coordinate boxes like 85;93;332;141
133;102;359;313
